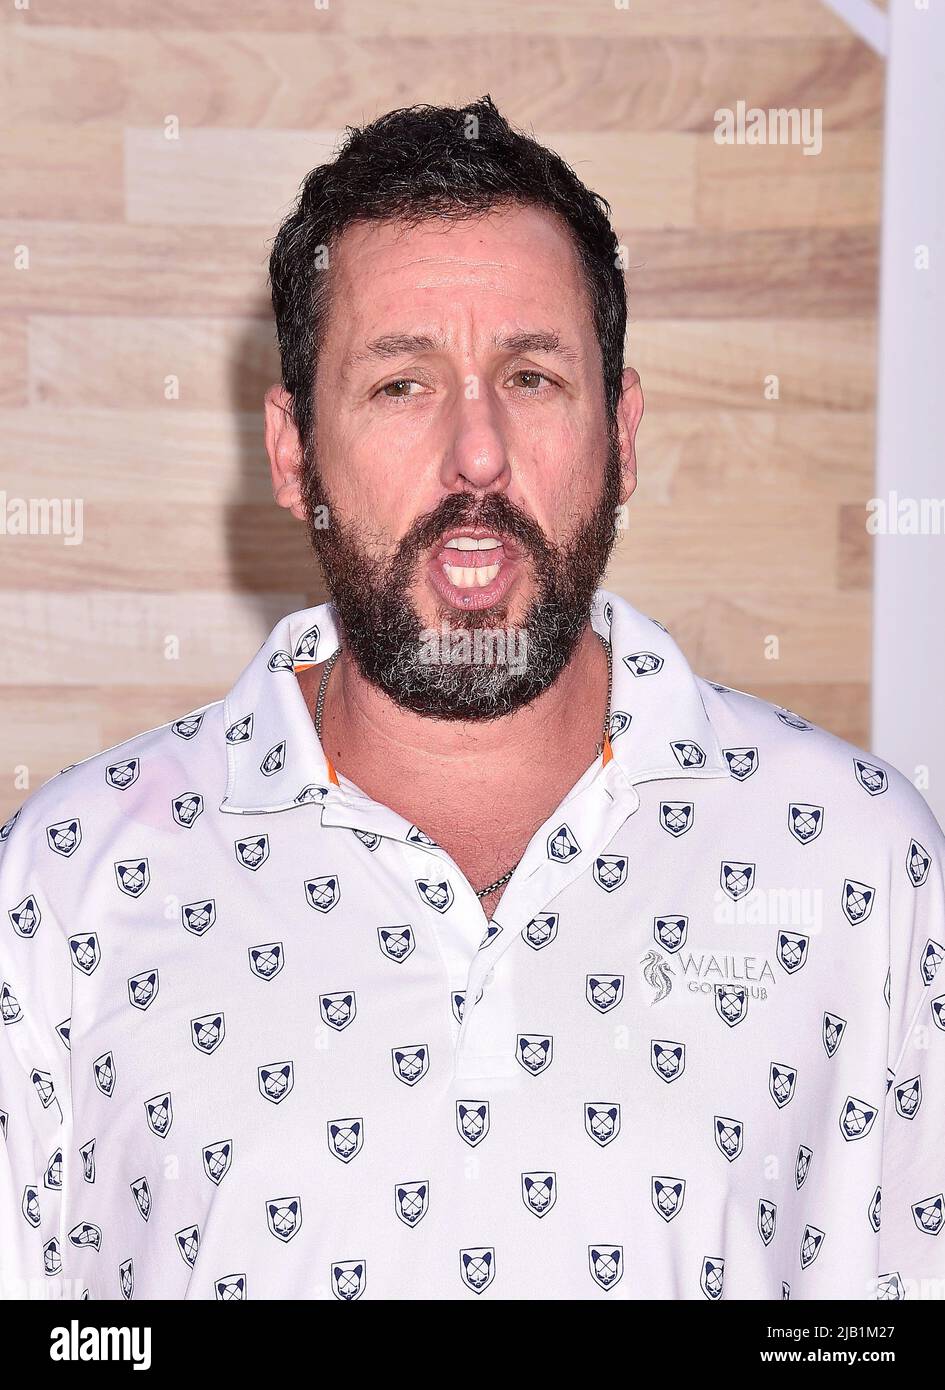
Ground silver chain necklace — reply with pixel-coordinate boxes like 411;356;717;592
314;631;614;901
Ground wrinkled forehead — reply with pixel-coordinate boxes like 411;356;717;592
319;204;596;364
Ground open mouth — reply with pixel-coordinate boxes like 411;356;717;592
426;525;523;611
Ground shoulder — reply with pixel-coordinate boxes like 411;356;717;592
698;677;944;852
0;699;226;884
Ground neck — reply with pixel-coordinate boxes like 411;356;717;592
306;621;609;801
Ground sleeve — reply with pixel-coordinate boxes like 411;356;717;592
877;788;945;1299
0;808;76;1300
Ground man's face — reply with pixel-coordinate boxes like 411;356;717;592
272;203;640;718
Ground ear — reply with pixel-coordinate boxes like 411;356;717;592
264;384;307;521
614;365;644;506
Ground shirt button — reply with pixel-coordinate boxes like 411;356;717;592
483;969;495;986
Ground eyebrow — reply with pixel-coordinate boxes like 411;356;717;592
341;329;580;376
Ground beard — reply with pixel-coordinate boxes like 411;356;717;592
300;428;622;721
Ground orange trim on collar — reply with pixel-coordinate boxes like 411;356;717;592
602;731;613;766
326;757;340;787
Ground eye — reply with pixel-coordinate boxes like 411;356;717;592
378;378;422;399
508;369;554;392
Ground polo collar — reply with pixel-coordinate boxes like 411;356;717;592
217;588;728;817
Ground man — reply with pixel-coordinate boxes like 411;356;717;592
1;97;943;1303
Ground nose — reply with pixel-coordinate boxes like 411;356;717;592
439;385;512;497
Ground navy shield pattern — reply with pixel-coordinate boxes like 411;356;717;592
800;1225;825;1269
593;854;627;893
788;803;823;844
235;835;269;871
724;747;758;781
68;1221;102;1251
105;758;139;790
911;1194;944;1235
623;651;663;676
585;1103;620;1147
69;932;100;976
94;1051;115;1097
320;991;356;1032
876;1274;904;1300
115;859;149;898
260;742;285;777
671;740;705;769
128;970;158;1010
392;1045;429;1086
331;1260;366;1301
777;931;809;974
839;1095;877;1141
47;818;81;857
460;1248;495;1294
176;1224;199;1266
854;759;887;795
586;975;624;1013
456;1101;489;1147
144;1091;173;1138
225;713;253;744
547;823;581;862
191;1012;225;1054
172;792;203;829
215;1275;246;1301
660;802;693;837
522;913;558;950
517;1034;553;1076
651;1039;685;1083
715;984;748;1027
22;1185;40;1227
715;1116;743;1162
266;1196;301;1242
377;926;414;963
119;1258;134;1300
203;1140;232;1186
248;942;284;981
908;839;931;887
293;625;319;663
521;1172;556;1218
652;1176;685;1223
895;1075;922;1119
795;1144;812;1188
181;899;215;936
769;1063;797;1108
868;1187;882;1233
720;861;754;901
701;1256;724;1300
9;894;40;938
842;879;875;925
758;1200;777;1246
305;874;340;913
415;879;453;913
588;1246;623;1290
395;1181;429;1228
921;938;944;985
823;1012;846;1057
258;1061;294;1105
654;916;687;953
327;1117;363;1163
131;1177;151;1221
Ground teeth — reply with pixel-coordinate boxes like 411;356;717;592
443;562;501;588
444;536;502;551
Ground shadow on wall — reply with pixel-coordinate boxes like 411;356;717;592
225;299;328;627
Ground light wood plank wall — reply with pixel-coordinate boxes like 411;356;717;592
0;0;883;816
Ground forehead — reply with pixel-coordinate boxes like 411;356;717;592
322;203;594;351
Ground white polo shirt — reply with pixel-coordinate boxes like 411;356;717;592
2;589;943;1302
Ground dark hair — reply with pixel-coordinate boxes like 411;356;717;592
267;95;627;451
